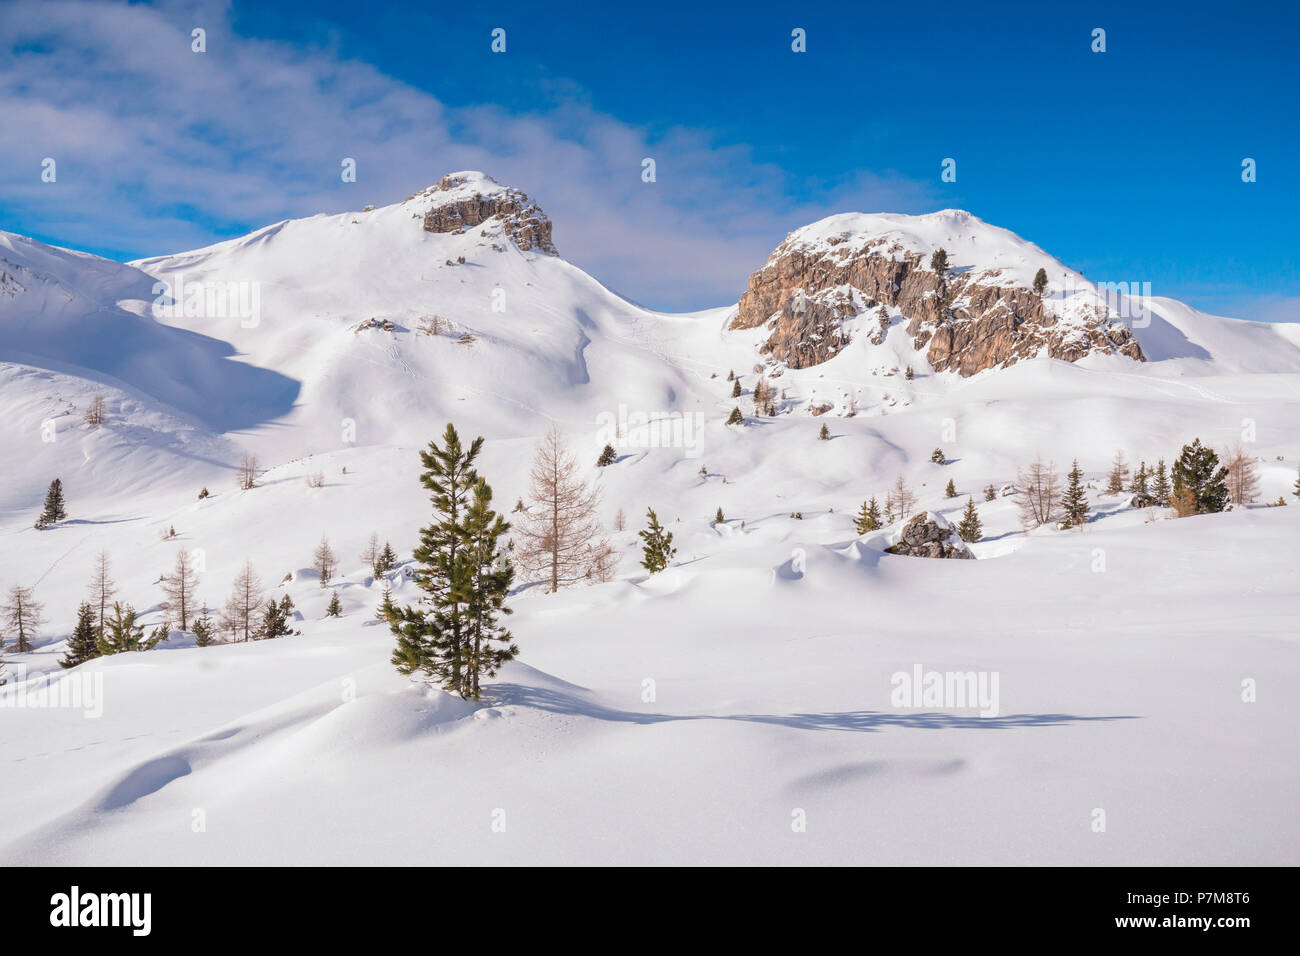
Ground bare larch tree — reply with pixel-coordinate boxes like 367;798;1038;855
83;394;107;427
161;549;199;631
515;425;617;592
1224;442;1261;506
87;550;117;639
360;532;381;575
313;536;338;586
222;560;265;642
2;585;45;653
237;454;259;490
891;474;917;518
1017;455;1061;529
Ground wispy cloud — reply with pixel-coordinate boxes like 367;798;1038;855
0;0;936;309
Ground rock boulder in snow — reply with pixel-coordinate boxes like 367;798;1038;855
886;512;974;559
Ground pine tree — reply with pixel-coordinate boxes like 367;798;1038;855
376;542;398;574
753;377;775;417
931;448;946;464
98;601;146;654
385;424;482;690
957;497;983;542
312;536;338;586
1131;461;1149;497
1106;450;1130;494
715;507;726;525
326;591;342;617
160;549;198;630
905;366;915;380
1171;438;1229;515
377;584;396;625
984;484;997;501
1294;463;1300;500
854;497;882;534
731;379;742;398
726;406;744;426
639;508;676;574
515;425;616;591
944;478;957;498
192;607;215;647
60;602;100;668
818;423;830;440
144;623;170;651
37;478;67;528
1;585;43;653
1152;458;1171;506
259;594;298;640
1033;267;1048;296
1060;459;1089;530
198;487;210;500
929;248;949;278
596;443;617;467
460;477;518;699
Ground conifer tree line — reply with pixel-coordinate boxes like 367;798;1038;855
839;436;1270;544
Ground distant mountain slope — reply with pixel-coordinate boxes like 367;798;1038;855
0;231;298;432
1135;295;1300;372
125;171;701;457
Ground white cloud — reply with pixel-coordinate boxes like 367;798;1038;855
0;0;937;309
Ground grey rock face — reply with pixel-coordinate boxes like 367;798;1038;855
886;512;974;559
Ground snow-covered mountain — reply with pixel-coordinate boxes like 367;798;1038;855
2;173;1299;865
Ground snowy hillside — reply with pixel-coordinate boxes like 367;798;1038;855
2;174;1298;865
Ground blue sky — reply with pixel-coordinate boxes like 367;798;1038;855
1;0;1297;317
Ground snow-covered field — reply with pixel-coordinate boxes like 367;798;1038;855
2;174;1298;865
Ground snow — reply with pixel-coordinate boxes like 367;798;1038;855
2;179;1298;864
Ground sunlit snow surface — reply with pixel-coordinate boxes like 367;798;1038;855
2;183;1297;864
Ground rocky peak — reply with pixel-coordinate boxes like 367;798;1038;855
407;171;557;255
730;210;1144;376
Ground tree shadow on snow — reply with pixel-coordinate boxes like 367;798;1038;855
486;683;1138;733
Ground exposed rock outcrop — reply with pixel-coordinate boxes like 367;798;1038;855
885;512;974;559
416;173;556;254
731;213;1144;376
0;260;30;298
